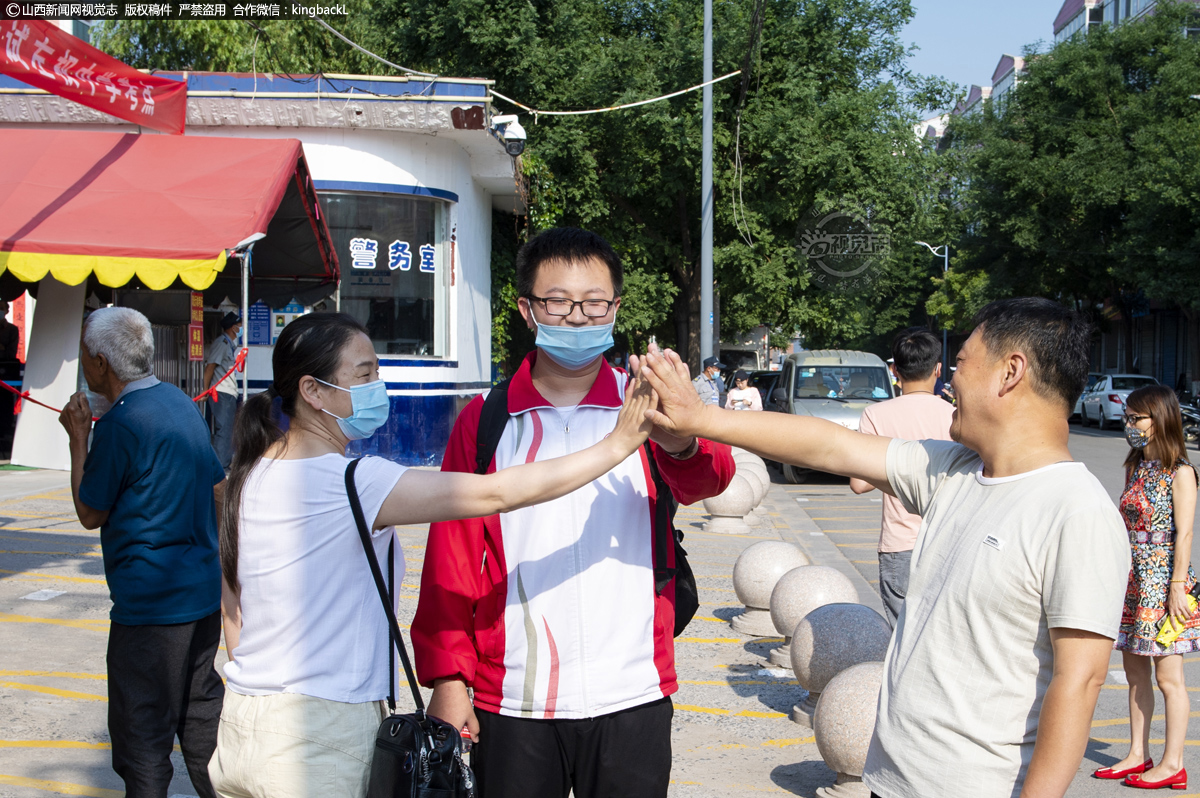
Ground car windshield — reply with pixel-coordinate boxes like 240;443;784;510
1112;377;1158;391
794;366;891;400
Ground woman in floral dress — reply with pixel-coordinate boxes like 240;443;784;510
1096;385;1199;789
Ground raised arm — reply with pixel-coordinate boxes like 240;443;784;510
640;348;893;490
375;375;656;528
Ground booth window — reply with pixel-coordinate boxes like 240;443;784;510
320;191;449;357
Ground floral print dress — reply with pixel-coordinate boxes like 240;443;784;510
1116;459;1200;656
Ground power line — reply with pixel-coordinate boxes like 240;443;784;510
312;17;438;79
490;70;742;118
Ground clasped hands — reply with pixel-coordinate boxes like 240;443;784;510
627;343;710;452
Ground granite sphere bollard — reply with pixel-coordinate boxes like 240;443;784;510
767;566;858;669
734;454;771;519
791;603;890;728
702;472;757;534
731;541;811;636
813;661;884;798
736;465;768;527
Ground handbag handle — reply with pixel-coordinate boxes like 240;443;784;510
345;458;427;718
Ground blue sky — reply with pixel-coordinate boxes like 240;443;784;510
902;0;1058;106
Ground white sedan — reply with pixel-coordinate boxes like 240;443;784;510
1080;374;1159;430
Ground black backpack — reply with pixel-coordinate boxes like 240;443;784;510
473;379;699;636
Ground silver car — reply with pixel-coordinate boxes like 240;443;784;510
1072;372;1103;419
1080;374;1159;429
768;350;895;483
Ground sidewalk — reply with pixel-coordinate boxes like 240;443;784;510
0;467;1195;797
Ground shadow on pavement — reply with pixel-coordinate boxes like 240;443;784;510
770;760;836;797
0;521;107;583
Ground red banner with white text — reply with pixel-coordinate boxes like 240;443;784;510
0;21;186;134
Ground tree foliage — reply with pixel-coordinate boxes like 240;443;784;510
94;0;956;369
935;0;1200;340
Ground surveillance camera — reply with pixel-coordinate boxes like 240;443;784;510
491;114;527;157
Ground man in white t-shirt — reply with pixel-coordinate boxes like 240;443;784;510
850;327;955;627
639;297;1131;798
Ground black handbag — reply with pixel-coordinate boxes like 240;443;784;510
345;458;476;798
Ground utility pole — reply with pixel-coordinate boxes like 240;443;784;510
699;0;714;364
915;241;950;375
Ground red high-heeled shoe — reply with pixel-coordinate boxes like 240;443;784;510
1094;759;1153;779
1124;768;1188;790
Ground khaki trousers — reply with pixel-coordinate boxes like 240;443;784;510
208;690;384;798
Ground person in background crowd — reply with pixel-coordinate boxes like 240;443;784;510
203;312;242;472
208;310;659;798
693;356;726;406
412;228;734;798
0;299;20;458
59;307;226;798
638;298;1130;798
1097;385;1199;789
849;327;954;627
727;370;763;411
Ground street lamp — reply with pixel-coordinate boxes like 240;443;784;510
915;241;950;376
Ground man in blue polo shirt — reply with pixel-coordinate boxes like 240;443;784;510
60;307;226;798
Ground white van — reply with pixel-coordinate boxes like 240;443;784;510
767;349;895;483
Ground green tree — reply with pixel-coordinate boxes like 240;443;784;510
934;0;1200;360
96;0;955;369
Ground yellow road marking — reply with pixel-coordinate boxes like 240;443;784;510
677;637;744;644
0;569;106;585
0;774;122;797
1090;737;1200;746
692;616;724;623
0;534;97;544
0;740;110;749
763;737;813;747
0;670;106;681
1092;710;1200;728
1100;684;1200;692
0;613;108;631
0;682;106;701
0;550;101;557
674;703;787;719
680;679;799;686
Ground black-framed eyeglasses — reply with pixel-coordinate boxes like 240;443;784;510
525;295;616;318
1123;413;1151;425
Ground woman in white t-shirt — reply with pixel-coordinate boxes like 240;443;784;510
726;370;763;411
207;312;654;798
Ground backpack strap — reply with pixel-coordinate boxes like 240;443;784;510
474;379;512;475
644;441;678;595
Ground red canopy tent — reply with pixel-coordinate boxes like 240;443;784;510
0;128;339;297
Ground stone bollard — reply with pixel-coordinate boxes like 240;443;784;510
767;566;858;669
790;603;890;728
733;452;771;524
736;466;768;527
730;541;810;636
702;472;757;534
814;661;884;798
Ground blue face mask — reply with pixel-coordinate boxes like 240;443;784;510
534;320;615;370
316;378;390;440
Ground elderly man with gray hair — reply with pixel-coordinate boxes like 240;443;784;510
60;307;226;798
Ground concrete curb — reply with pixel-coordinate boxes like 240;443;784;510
759;482;885;617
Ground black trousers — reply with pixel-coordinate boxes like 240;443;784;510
473;696;673;798
107;610;224;798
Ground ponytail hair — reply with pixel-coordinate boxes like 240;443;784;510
220;312;370;588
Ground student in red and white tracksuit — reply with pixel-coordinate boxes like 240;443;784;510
412;228;734;798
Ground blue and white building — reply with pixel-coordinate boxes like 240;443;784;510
0;71;520;466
